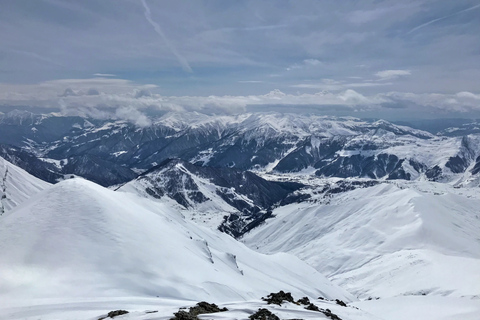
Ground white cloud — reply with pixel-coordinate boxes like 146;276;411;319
375;69;411;80
385;91;480;112
292;78;392;91
303;59;323;66
115;106;152;127
287;59;323;71
1;77;480;125
93;73;116;77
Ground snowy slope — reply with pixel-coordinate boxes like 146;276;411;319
0;178;351;304
0;297;382;320
242;181;480;299
0;156;50;214
118;160;242;230
117;158;304;236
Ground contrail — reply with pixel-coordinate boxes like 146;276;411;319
408;3;480;34
140;0;193;73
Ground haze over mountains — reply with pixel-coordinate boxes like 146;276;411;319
1;110;479;320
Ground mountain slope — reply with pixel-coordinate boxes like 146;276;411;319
242;181;480;299
0;178;351;303
117;158;304;237
0;156;50;214
6;111;480;186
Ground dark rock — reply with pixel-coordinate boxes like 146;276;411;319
471;156;480;175
322;309;342;320
335;299;347;307
304;303;343;320
297;297;310;305
189;301;228;316
170;301;228;320
98;310;129;319
262;290;295;305
425;165;442;181
249;308;280;320
305;303;320;311
171;310;197;320
107;310;129;318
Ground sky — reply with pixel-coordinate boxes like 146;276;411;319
0;0;479;121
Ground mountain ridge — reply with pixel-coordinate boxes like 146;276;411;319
1;111;480;187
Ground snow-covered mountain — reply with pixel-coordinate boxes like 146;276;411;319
0;156;50;214
2;110;480;187
0;178;351;303
242;179;480;299
118;158;305;237
1;111;480;319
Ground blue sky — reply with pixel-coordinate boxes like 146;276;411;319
0;0;479;120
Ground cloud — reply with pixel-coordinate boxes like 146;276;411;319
134;89;152;98
115;106;152;127
1;0;478;99
291;79;392;91
60;88;78;97
286;59;323;71
385;91;480;112
407;4;480;34
93;73;116;77
86;88;100;96
140;0;193;73
304;59;323;66
375;70;411;81
1;77;480;124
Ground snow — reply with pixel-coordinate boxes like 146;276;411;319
2;112;480;319
242;181;480;299
118;162;271;230
0;296;379;320
0;156;50;213
353;296;480;320
0;178;352;307
39;157;66;169
112;150;128;157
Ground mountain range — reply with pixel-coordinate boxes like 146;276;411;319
1;110;479;319
2;110;480;188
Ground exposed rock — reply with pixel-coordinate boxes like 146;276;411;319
335;299;347;307
189;301;228;316
262;290;295;305
304;303;343;320
98;309;129;319
297;296;310;305
305;303;320;311
249;308;280;320
171;310;197;320
170;301;228;320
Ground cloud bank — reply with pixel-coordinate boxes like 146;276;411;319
0;78;479;125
